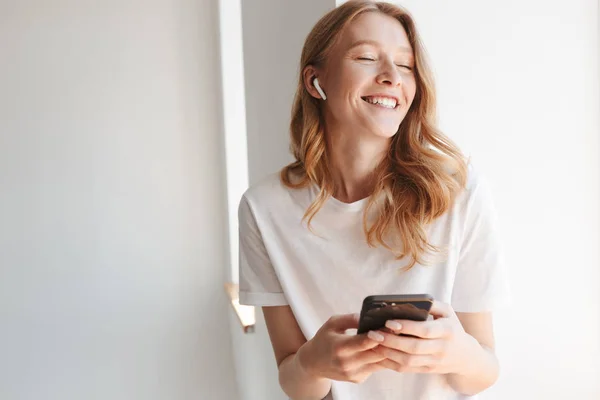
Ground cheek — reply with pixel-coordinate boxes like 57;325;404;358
331;65;371;97
331;79;359;101
328;82;362;114
404;76;417;101
404;75;417;95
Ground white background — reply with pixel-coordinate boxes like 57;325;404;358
0;0;238;399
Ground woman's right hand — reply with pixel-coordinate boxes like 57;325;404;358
296;313;386;384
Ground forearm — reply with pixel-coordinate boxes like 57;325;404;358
278;342;332;400
446;343;499;396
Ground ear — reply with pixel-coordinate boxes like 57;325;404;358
303;65;325;100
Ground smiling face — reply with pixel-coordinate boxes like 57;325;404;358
306;11;418;140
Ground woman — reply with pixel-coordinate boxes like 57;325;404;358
238;1;510;399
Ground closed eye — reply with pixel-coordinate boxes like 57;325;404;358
358;57;376;61
397;65;413;71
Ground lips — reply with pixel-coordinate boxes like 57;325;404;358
361;95;399;109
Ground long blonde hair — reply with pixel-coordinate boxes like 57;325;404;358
281;0;468;270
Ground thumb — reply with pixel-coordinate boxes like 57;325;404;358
429;300;452;319
328;313;360;332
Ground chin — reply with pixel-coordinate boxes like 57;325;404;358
363;115;403;139
371;123;401;139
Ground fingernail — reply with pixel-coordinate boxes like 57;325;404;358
368;331;384;342
386;320;402;330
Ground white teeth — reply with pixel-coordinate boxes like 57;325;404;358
364;96;397;109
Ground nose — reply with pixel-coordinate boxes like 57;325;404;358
376;59;402;87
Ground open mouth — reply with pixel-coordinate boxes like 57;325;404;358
361;96;399;110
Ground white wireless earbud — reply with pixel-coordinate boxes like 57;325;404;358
313;78;327;100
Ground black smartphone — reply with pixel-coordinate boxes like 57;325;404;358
357;294;434;335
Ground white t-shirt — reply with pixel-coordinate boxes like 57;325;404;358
238;163;511;400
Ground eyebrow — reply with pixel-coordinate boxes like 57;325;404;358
348;39;413;54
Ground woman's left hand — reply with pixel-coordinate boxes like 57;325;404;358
367;301;481;375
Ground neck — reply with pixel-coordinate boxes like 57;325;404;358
326;129;389;204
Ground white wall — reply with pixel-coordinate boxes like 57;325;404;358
218;0;249;285
241;0;338;183
394;0;599;398
0;1;239;399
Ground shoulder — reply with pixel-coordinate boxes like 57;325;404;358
454;159;498;219
239;170;310;219
241;171;288;206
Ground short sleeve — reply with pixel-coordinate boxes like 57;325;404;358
451;170;511;313
238;195;289;306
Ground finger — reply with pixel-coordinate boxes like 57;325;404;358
393;319;449;339
353;361;386;378
375;348;437;368
374;331;444;355
384;320;403;334
338;357;386;384
343;348;387;370
377;357;435;374
342;332;382;354
380;326;395;334
429;301;453;318
327;313;360;332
